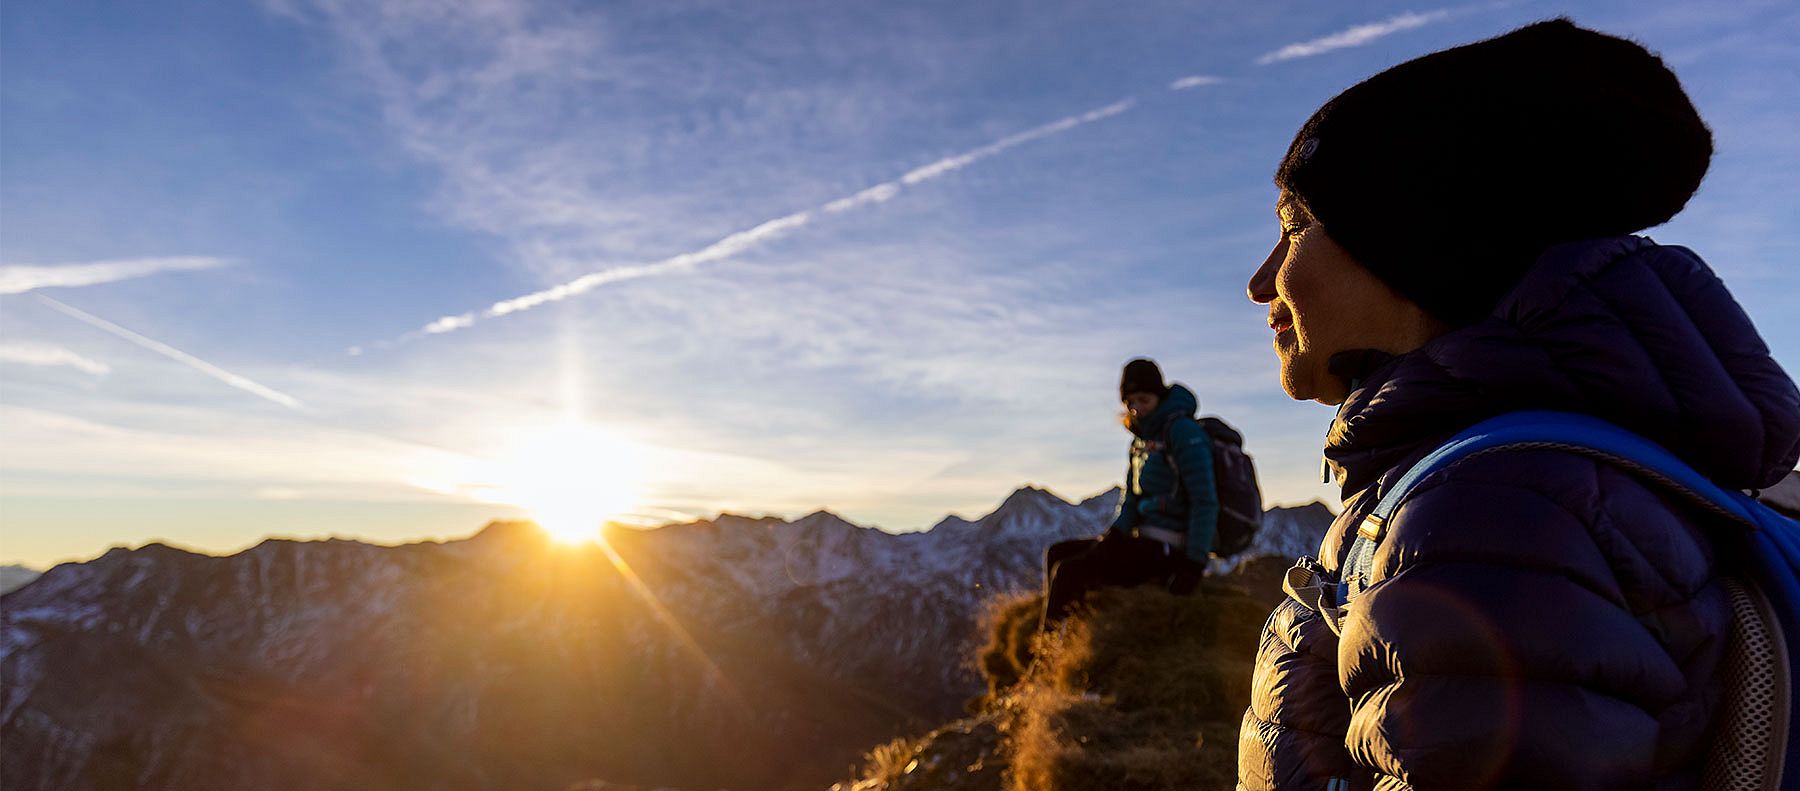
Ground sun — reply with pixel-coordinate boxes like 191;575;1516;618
481;421;644;544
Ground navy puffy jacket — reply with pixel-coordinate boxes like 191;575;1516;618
1237;237;1800;790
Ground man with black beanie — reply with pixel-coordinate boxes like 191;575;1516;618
1274;17;1712;327
1239;18;1800;789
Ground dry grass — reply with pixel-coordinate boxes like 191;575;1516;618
974;592;1043;705
831;714;1008;791
1003;582;1265;790
841;580;1272;791
861;734;926;781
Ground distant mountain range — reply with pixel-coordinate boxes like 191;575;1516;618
0;565;39;596
1;487;1334;791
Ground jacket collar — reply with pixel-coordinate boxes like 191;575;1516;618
1323;236;1800;495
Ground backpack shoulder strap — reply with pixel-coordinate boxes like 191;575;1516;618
1346;410;1765;594
1369;410;1760;529
1160;416;1217;478
1345;409;1800;782
1157;420;1184;505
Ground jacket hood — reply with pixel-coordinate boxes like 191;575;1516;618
1131;383;1198;440
1325;236;1800;493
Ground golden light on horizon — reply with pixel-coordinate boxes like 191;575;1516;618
474;420;645;544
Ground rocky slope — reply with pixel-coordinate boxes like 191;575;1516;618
1;487;1332;791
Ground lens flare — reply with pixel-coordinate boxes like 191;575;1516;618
477;420;643;544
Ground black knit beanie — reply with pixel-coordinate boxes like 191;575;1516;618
1120;358;1167;400
1276;18;1712;326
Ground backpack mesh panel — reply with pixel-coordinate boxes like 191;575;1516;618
1702;578;1785;791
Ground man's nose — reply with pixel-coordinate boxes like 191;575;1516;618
1248;241;1283;304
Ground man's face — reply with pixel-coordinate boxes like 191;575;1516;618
1123;392;1161;418
1246;192;1424;405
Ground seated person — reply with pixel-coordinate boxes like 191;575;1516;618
1041;358;1217;630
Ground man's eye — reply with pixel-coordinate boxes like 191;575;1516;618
1282;223;1308;237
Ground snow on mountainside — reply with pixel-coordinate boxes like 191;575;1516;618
1211;500;1339;574
0;486;1332;791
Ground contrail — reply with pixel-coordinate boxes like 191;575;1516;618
1169;75;1224;90
387;98;1138;345
425;211;816;334
1256;9;1453;64
0;256;229;295
35;295;306;411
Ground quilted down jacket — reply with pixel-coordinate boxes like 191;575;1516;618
1237;236;1800;789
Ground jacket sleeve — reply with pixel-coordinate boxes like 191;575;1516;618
1167;419;1219;562
1109;452;1139;533
1336;451;1721;787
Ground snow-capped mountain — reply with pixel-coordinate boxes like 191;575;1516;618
1;487;1332;791
1210;500;1338;574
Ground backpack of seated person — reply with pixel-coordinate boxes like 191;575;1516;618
1161;416;1263;558
1295;411;1800;791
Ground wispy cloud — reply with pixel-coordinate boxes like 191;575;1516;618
0;342;110;375
273;1;875;281
34;296;306;410
1257;10;1453;64
276;1;1143;349
0;256;229;295
393;98;1137;342
1169;75;1225;90
0;403;476;502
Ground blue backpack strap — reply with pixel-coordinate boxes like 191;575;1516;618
1349;411;1767;588
1346;409;1800;771
1160;418;1180;493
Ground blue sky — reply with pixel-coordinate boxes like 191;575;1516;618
3;0;1796;567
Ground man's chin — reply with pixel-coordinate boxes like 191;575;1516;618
1279;361;1348;406
1278;374;1310;403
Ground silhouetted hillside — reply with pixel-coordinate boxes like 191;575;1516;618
832;557;1292;791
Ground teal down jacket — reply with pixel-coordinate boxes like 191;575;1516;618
1109;383;1220;562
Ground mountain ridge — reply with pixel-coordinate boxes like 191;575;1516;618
2;485;1334;791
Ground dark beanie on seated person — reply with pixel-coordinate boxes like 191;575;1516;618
1275;18;1713;327
1120;358;1167;400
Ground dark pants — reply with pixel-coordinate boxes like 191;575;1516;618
1040;533;1191;631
